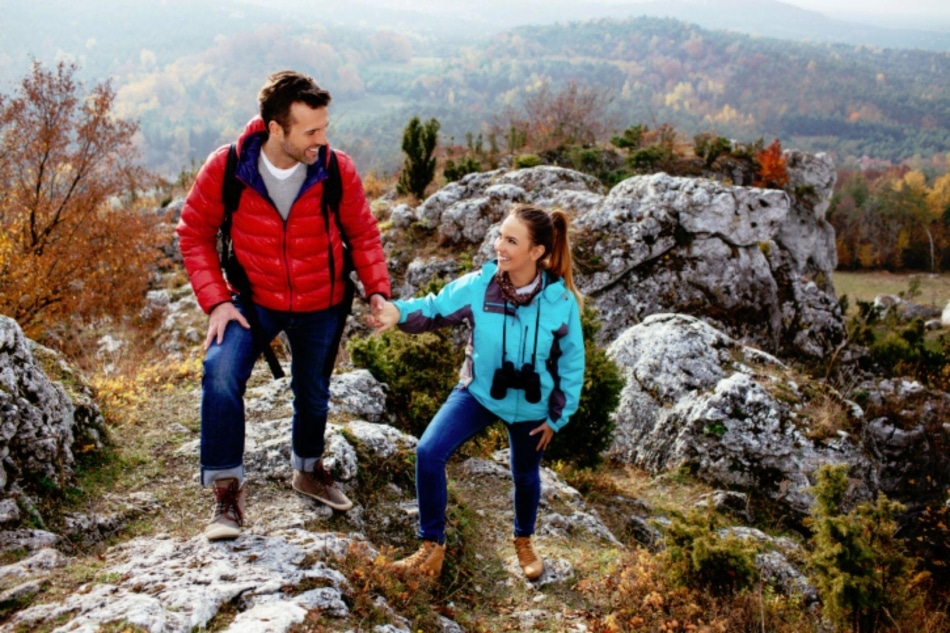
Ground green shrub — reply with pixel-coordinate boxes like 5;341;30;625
662;509;761;596
848;302;950;390
807;464;919;633
347;329;463;438
545;305;623;469
443;155;482;183
568;147;606;174
610;124;647;150
513;153;542;169
396;116;440;199
693;132;732;167
870;330;917;366
628;144;669;173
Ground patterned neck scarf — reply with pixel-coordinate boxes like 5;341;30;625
495;270;542;307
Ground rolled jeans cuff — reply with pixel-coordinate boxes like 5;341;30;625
202;465;244;487
292;451;321;472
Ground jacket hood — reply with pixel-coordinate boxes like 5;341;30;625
237;116;266;154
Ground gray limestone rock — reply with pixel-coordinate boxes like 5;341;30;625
400;159;843;358
0;316;106;497
330;369;388;423
7;530;359;633
606;313;873;518
396;256;463;299
572;169;843;357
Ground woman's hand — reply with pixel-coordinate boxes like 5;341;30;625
529;422;555;451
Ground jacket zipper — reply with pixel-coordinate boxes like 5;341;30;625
282;215;293;311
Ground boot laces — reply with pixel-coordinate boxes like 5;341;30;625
514;537;539;566
213;480;243;526
310;462;336;487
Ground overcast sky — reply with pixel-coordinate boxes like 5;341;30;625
584;0;950;22
782;0;949;17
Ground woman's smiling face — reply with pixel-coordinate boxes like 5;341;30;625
494;214;545;285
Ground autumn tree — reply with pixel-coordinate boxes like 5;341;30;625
831;168;944;271
492;81;616;154
0;61;164;343
754;138;789;189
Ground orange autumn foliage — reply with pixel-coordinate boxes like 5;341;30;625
0;61;166;343
754;138;790;189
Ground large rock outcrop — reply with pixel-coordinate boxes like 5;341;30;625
389;155;844;358
0;316;105;497
605;313;875;518
574;152;842;357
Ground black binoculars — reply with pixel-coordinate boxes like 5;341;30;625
490;361;542;403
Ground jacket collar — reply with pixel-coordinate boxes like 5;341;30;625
234;116;330;201
483;259;565;303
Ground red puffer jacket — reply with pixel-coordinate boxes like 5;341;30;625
177;117;391;314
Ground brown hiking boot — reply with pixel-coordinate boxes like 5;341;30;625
514;536;544;580
292;461;353;511
390;540;445;577
205;477;245;541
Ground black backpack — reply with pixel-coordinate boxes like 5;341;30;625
219;144;353;379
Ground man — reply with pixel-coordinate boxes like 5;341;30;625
177;70;391;541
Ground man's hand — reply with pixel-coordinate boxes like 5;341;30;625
368;300;400;334
529;422;555;451
205;302;249;350
369;293;386;318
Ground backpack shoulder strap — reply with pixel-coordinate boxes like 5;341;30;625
323;149;349;247
220;144;245;241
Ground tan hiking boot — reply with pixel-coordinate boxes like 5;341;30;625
390;540;446;577
292;461;353;511
205;477;245;541
514;536;544;580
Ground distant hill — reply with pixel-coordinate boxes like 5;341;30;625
313;0;950;51
457;18;950;163
624;0;950;52
336;16;950;172
3;1;950;176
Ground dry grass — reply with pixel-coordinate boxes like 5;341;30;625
834;270;950;315
360;169;395;201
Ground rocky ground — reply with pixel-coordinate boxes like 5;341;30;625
0;352;658;632
3;156;948;631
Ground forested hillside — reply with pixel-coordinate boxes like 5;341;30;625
475;19;950;160
112;17;950;176
4;3;950;177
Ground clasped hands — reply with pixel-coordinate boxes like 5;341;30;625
367;293;399;334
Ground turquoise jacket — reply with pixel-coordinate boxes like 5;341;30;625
395;260;585;431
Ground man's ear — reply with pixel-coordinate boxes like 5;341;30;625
267;119;283;138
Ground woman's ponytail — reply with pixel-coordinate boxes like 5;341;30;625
547;209;583;309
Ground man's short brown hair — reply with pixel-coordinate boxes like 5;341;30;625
258;70;332;134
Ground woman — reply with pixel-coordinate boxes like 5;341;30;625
370;204;585;580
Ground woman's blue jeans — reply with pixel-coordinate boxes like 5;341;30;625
199;300;345;486
416;387;545;544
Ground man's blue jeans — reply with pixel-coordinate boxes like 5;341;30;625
200;300;345;486
416;387;545;544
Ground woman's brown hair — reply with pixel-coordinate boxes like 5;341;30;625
510;205;584;309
